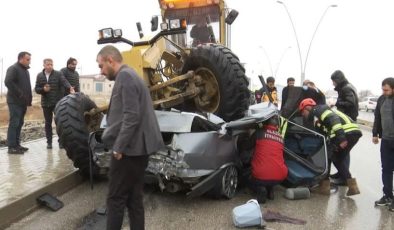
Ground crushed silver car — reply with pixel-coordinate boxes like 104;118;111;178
89;102;328;199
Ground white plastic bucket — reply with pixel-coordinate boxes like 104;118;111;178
232;199;265;228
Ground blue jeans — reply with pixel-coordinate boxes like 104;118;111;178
7;103;27;148
381;139;394;198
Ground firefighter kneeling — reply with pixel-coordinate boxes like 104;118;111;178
250;116;288;203
299;98;362;196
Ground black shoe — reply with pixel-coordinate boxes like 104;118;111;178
389;200;394;212
18;145;29;152
47;143;52;149
8;147;24;154
256;187;267;204
330;173;340;179
375;195;392;206
267;186;275;200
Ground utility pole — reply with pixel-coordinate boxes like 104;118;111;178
277;1;337;84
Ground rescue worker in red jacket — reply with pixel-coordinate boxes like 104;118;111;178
298;98;362;196
250;116;288;203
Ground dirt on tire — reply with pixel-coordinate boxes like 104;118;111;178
54;93;100;177
182;44;250;122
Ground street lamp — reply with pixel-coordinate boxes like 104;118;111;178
276;1;337;84
304;4;337;79
258;45;274;77
276;1;303;83
274;46;292;78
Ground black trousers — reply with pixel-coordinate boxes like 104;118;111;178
7;103;27;147
107;155;148;230
42;106;55;144
328;134;361;180
381;139;394;198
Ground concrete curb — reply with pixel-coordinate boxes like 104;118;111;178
0;170;84;230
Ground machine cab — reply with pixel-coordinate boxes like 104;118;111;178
158;0;238;48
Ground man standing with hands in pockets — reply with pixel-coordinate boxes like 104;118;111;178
97;45;164;230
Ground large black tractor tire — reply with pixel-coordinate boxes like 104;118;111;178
182;44;250;122
54;93;100;177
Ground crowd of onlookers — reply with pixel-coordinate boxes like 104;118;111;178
4;51;80;153
249;71;394;213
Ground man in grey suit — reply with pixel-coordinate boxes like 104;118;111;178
97;45;164;230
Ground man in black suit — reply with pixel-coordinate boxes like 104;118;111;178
97;45;164;230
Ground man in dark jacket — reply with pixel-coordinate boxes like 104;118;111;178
35;58;73;149
372;77;394;211
190;17;211;47
4;52;33;154
281;77;295;108
331;70;358;120
299;98;362;196
97;45;164;230
330;70;359;184
61;57;80;95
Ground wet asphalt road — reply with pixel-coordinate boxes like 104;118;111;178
357;110;374;123
5;127;394;230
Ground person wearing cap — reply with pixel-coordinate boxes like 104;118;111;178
261;76;278;106
298;98;362;196
330;70;358;184
330;70;358;120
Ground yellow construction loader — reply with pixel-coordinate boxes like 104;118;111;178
55;0;249;176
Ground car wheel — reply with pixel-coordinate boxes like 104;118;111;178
210;165;238;199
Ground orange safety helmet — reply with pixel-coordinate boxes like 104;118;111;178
298;98;317;111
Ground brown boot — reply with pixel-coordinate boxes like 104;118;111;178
346;178;360;196
311;179;331;195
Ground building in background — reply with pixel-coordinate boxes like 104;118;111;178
79;74;112;95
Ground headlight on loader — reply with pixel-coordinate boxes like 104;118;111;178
169;19;181;30
99;28;114;39
169;19;187;30
98;28;123;40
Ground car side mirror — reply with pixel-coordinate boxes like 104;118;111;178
151;16;159;32
225;10;239;25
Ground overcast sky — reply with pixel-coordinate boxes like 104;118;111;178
1;0;393;95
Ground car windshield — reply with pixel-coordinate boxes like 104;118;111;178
371;97;378;102
163;5;220;47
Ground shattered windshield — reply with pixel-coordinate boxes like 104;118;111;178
163;5;220;47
